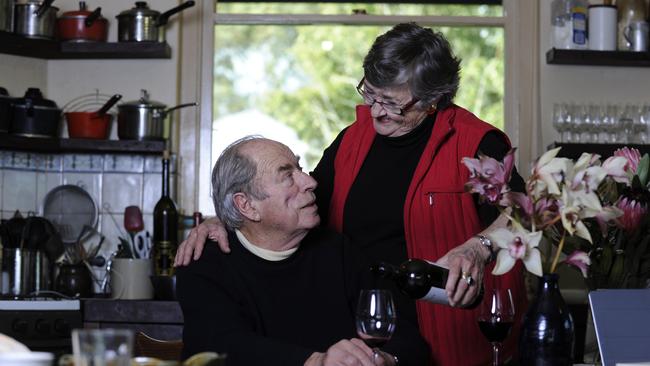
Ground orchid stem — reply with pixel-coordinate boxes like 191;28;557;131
550;230;566;274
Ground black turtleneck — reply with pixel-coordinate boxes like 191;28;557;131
311;112;525;325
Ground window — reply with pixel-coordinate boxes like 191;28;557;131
195;1;514;215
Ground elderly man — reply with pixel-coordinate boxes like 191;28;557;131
177;136;429;366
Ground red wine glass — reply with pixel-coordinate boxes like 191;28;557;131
477;288;515;366
356;289;396;364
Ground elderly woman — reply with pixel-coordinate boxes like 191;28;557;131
176;23;527;366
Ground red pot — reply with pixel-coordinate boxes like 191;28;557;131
65;112;111;139
57;1;108;42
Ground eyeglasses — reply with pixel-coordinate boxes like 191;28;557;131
356;78;419;116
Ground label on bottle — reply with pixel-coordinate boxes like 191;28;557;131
571;7;588;46
153;241;175;276
422;286;450;305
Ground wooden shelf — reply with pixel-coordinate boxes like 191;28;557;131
549;142;650;160
546;48;650;67
0;133;165;154
0;31;171;59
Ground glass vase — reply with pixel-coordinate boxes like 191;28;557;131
519;273;574;365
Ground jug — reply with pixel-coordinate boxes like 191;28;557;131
624;20;649;51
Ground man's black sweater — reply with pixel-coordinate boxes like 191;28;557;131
177;227;430;365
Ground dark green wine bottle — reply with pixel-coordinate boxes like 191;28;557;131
153;152;178;276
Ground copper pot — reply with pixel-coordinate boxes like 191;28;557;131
56;1;107;42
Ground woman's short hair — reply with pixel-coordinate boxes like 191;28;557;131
363;22;461;110
211;136;268;230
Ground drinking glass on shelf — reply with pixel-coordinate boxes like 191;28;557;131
639;104;650;144
552;103;571;143
603;104;621;143
356;289;397;364
477;288;515;366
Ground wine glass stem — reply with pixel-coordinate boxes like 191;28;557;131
492;342;500;366
372;347;380;365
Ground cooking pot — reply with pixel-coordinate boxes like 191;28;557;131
0;87;15;133
9;87;61;138
56;1;107;42
116;1;194;43
0;0;13;32
65;93;121;139
117;90;197;141
0;216;58;297
13;0;58;39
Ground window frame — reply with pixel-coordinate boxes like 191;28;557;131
177;0;539;214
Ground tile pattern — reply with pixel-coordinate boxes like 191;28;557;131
0;150;178;294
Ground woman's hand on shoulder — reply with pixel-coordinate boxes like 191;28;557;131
174;217;230;266
436;237;489;307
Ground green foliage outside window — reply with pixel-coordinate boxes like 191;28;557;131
213;3;504;169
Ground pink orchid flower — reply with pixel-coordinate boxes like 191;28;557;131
462;149;516;204
602;155;632;185
563;250;591;278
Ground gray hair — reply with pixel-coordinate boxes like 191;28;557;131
211;135;268;230
363;22;461;110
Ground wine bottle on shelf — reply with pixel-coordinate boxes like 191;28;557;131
372;259;484;307
153;151;178;276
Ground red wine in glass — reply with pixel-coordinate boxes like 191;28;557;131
356;289;396;363
477;288;515;366
478;318;514;343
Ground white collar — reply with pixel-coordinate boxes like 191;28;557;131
235;229;298;261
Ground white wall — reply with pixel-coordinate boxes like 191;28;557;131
0;55;47;97
539;0;650;153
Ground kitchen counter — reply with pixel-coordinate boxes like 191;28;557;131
83;299;183;340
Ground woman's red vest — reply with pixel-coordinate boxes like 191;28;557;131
328;105;527;366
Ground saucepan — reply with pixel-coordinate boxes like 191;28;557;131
117;90;197;141
56;1;107;42
13;0;58;39
65;93;121;139
116;1;195;43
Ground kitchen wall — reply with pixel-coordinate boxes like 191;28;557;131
0;0;188;292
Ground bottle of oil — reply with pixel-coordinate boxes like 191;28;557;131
153;151;178;276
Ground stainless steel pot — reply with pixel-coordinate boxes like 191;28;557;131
116;1;194;43
0;248;52;297
117;90;197;141
13;0;58;39
0;0;13;32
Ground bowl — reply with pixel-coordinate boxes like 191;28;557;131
150;275;177;300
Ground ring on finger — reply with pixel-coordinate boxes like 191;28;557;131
461;271;474;286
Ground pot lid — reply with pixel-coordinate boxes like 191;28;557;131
60;1;104;18
14;88;58;108
120;90;166;109
116;1;159;18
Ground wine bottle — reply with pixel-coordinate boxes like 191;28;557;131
153;151;178;276
371;259;450;305
372;259;484;307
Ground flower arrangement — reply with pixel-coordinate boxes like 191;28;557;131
461;147;650;287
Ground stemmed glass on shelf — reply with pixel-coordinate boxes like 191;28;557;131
477;288;515;366
356;289;397;365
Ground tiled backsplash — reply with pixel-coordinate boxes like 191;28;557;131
0;150;177;293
